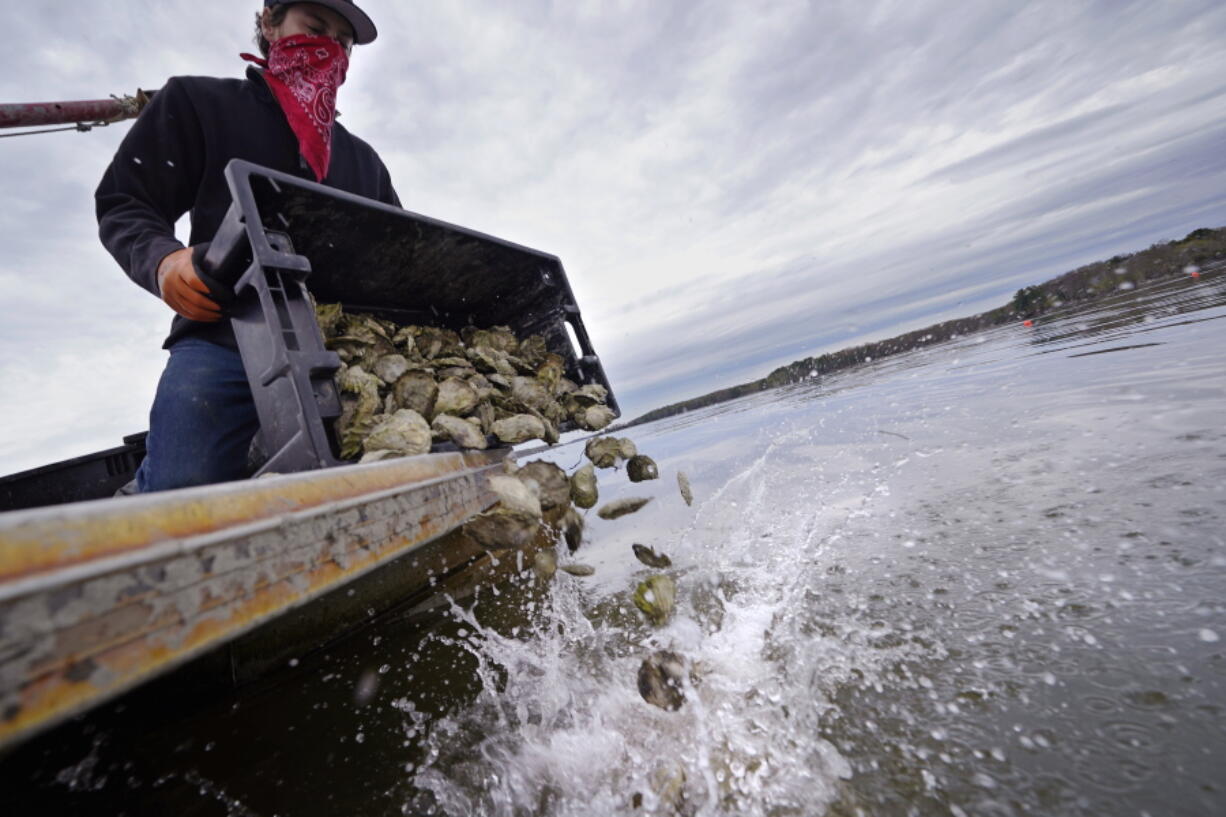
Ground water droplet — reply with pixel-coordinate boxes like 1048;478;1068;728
1199;629;1220;643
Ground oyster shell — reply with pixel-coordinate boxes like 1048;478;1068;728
462;475;542;550
627;455;659;482
560;563;595;577
516;461;570;511
638;650;687;711
533;549;558;581
432;414;488;450
492;414;547;444
560;506;584;552
510;376;553;413
570;464;598;509
632;544;672;568
597;496;652;520
314;302;344;337
434;377;480;417
574;405;616;431
585;437;623;469
363;409;432;457
517;334;548;367
677;471;693;506
372;354;411;384
392;371;438;418
634;574;676;626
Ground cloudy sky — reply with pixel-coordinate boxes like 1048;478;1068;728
2;0;1225;476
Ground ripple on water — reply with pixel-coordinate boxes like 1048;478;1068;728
1097;720;1164;754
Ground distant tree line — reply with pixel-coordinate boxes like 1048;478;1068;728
627;227;1226;427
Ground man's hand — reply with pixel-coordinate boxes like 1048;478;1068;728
157;247;221;322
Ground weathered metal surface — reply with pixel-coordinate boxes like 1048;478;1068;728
0;449;507;750
0;91;150;130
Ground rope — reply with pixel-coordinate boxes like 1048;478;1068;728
0;121;114;138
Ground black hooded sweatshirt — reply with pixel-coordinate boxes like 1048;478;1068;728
96;66;400;349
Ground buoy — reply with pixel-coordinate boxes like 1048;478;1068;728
1190;271;1201;279
1023;320;1034;327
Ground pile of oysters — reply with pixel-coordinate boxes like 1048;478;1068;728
315;304;617;460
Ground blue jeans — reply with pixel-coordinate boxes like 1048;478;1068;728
136;338;260;493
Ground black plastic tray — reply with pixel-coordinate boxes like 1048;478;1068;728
199;160;617;476
0;433;146;513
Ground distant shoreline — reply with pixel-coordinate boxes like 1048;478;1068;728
624;227;1226;428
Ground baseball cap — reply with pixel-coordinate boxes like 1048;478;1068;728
265;0;378;45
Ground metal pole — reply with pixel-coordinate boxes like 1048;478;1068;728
0;90;152;131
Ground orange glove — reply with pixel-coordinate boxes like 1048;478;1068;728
157;247;222;322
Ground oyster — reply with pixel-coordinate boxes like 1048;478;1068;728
492;414;547;444
574;405;616;431
560;506;584;551
677;471;693;506
372;354;411;384
432;414;488;450
570;463;598;509
597;496;652;520
585;437;623;469
570;384;608;405
363;409;432;457
632;544;672;568
634;574;676;626
536;354;566;392
616;438;638;459
434;377;480;417
462;475;542;550
627;455;659;482
516;461;570;511
638;650;687;711
392;371;438;418
314;302;344;337
510;376;553;413
517;334;548;367
560;563;595;577
533;549;558;582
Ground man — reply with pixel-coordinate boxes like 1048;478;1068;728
96;1;398;493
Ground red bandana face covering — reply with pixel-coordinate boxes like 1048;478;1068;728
242;35;350;182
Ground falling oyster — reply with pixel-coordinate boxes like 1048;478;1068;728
560;563;595;577
560;506;584;552
634;574;676;626
515;461;570;511
362;409;432;457
627;455;658;482
632;544;672;568
597;496;652;520
585;437;623;469
637;650;687;711
492;414;547;444
431;414;488;450
615;438;638;460
533;549;558;581
462;475;542;550
677;471;693;506
570;463;598;509
574;405;617;431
